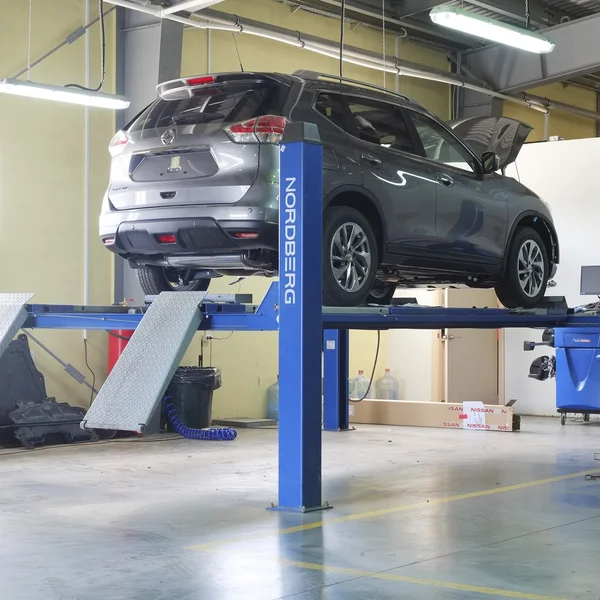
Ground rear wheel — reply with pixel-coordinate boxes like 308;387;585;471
322;206;378;306
496;227;549;308
136;266;211;296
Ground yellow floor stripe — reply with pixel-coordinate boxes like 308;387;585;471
188;467;599;551
282;559;567;600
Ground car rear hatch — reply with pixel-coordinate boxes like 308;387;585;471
448;116;533;170
108;73;290;210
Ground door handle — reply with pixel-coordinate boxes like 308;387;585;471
436;173;454;186
361;153;382;167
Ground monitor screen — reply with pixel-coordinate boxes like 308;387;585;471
580;266;600;295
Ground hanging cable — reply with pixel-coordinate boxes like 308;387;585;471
525;0;531;29
382;0;386;89
83;338;97;407
66;0;106;92
231;32;245;72
339;0;346;78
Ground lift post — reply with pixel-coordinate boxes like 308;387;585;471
323;329;350;431
275;122;329;512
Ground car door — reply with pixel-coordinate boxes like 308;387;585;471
324;93;440;255
406;109;509;263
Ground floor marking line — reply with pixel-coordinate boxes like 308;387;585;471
281;559;568;600
187;468;600;551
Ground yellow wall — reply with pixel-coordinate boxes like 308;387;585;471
180;0;451;417
0;0;114;407
503;82;597;141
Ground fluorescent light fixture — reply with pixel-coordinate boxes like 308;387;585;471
430;5;555;54
0;78;130;110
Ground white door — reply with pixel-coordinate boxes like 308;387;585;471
442;288;499;404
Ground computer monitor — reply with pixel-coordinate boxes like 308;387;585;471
580;266;600;295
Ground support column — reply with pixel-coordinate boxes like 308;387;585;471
460;88;504;119
323;329;350;431
114;8;184;304
275;123;329;513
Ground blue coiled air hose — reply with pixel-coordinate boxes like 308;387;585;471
163;397;237;441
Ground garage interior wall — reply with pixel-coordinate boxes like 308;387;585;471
0;0;115;408
180;0;452;417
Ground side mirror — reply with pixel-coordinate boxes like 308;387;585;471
481;151;500;174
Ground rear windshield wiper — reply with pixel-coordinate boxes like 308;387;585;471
170;112;225;125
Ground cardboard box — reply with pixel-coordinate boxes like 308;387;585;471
349;399;519;432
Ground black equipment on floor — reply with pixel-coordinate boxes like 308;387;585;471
0;335;97;448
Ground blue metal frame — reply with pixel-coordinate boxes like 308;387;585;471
323;329;350;431
274;123;327;512
16;122;600;512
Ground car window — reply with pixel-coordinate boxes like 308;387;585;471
316;92;415;154
408;110;477;173
315;93;347;130
130;83;280;132
347;97;416;153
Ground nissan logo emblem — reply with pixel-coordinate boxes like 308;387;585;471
161;128;177;145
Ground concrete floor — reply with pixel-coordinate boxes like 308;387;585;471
1;417;600;600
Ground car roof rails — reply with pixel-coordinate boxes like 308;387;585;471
292;70;413;104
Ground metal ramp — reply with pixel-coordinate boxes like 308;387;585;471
0;294;34;357
81;291;209;433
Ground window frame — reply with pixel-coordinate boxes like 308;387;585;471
312;89;422;157
404;108;484;175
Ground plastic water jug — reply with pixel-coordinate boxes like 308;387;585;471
267;376;279;421
353;370;374;400
375;369;400;400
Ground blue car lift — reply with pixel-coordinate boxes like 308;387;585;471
7;122;600;512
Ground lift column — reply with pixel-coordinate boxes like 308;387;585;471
276;122;329;512
323;329;350;431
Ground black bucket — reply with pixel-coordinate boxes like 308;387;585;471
165;367;222;430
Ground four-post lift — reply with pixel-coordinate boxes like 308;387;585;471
9;123;600;512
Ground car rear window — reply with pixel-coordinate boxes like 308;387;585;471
130;81;285;132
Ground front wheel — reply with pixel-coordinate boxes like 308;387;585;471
322;206;379;307
136;266;211;296
496;227;549;308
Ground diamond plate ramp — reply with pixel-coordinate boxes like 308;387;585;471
82;292;208;432
0;294;35;358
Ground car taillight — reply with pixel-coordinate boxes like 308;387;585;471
224;115;288;144
108;130;129;158
156;234;177;244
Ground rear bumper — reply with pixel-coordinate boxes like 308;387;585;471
100;203;278;258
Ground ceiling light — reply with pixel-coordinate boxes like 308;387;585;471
0;78;130;110
430;5;555;54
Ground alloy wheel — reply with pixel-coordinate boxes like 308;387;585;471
330;222;372;293
518;239;545;298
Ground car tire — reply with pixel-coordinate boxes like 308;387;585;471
367;282;396;306
495;227;549;309
322;206;378;307
136;266;211;296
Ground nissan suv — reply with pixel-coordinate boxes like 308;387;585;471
100;70;559;307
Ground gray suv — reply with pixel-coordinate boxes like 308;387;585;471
100;70;559;307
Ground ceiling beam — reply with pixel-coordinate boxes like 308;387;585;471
392;0;448;18
466;13;600;92
465;0;572;27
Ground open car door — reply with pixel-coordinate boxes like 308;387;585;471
448;117;533;171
